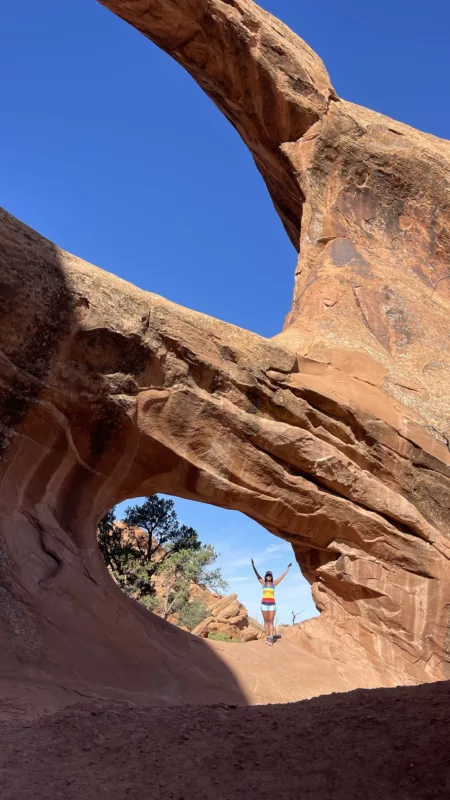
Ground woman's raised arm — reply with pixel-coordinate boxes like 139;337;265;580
274;564;292;586
251;558;264;585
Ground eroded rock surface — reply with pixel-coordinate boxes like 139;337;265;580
0;0;450;706
191;592;264;641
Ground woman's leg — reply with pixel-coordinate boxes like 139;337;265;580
262;610;270;640
268;610;276;640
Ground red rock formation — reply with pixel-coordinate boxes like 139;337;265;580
0;0;449;707
191;592;264;641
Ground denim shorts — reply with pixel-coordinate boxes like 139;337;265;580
261;604;276;612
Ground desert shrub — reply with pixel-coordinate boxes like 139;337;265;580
207;632;237;642
138;595;162;612
177;601;209;631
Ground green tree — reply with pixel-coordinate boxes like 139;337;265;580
97;497;227;618
123;495;200;569
157;544;227;620
177;601;209;631
97;507;139;596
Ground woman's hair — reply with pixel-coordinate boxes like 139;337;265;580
264;571;273;580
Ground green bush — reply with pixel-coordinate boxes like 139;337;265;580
207;632;238;642
177;601;209;631
139;595;162;612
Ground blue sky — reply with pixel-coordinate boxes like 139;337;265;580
115;497;312;625
2;1;449;622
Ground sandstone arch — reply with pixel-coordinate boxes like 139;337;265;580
1;0;450;705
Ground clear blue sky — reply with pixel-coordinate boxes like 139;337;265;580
3;1;449;622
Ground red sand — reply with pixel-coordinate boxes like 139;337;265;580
2;680;449;800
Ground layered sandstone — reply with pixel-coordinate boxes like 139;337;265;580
0;0;449;707
191;592;264;641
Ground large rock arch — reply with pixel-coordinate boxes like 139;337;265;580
1;0;450;704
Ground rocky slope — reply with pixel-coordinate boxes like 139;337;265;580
0;0;449;709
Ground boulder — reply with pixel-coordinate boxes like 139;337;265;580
240;627;262;643
206;623;238;640
191;617;215;638
215;600;241;621
210;595;238;617
192;600;262;641
216;614;246;626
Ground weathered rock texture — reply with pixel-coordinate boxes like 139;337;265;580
191;592;264;641
1;0;450;705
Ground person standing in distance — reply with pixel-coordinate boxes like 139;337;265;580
251;558;292;645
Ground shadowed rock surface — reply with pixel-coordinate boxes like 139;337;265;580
2;681;450;800
1;0;450;710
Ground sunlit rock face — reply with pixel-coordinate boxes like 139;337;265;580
0;0;449;705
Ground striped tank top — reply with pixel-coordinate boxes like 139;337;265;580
261;582;275;605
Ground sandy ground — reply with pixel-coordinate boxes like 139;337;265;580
0;632;383;726
2;679;449;800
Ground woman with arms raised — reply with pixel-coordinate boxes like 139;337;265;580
251;558;291;646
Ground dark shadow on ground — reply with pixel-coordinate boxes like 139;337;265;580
1;679;449;800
